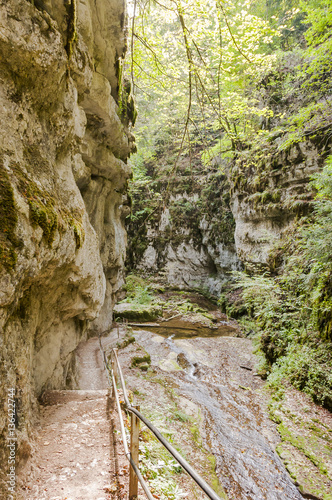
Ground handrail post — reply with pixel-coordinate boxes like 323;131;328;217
129;405;140;500
112;348;119;388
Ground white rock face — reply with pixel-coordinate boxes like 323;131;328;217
230;140;324;265
137;215;240;294
0;0;132;483
140;245;158;270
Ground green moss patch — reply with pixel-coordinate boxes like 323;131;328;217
17;163;84;248
131;353;151;368
267;384;332;499
114;302;162;322
1;158;85;252
117;335;136;349
0;157;19;271
278;422;330;477
0;245;17;271
28;193;58;246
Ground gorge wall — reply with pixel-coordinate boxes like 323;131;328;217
0;0;134;490
127;132;331;294
126;151;240;295
230;132;332;269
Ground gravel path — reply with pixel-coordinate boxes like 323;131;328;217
18;336;129;500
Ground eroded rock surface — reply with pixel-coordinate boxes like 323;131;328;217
127;158;241;295
230;136;332;267
0;0;133;491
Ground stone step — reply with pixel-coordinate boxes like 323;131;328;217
39;389;109;406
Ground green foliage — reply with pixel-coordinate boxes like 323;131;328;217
139;424;185;499
233;156;332;409
300;0;332;98
123;273;154;306
128;0;284;173
235;266;332;408
268;343;332;409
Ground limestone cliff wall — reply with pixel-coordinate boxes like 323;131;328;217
229;133;332;268
128;131;331;293
0;0;133;489
127;157;240;295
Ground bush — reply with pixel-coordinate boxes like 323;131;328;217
123;273;153;306
231;156;332;409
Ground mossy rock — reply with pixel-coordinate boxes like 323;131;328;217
0;157;19;271
6;160;85;249
116;336;135;349
131;353;151;368
113;302;162;322
138;363;150;371
218;288;247;319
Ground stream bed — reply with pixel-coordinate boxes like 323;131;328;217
111;323;305;500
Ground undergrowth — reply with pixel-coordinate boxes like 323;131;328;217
136;410;186;500
234;156;332;410
122;273;154;306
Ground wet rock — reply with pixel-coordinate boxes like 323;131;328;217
132;329;304;500
159;353;183;372
177;352;191;369
113;302;162;321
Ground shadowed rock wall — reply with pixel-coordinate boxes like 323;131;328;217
126;154;240;295
0;0;133;491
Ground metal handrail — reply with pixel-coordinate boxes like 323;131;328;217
98;337;154;499
99;336;222;500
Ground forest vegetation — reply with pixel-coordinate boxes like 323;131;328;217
124;0;332;411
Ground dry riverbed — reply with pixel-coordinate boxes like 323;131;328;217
107;291;332;500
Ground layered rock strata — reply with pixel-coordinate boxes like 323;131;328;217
230;134;332;267
0;0;133;491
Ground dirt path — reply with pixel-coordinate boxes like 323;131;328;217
76;337;109;391
18;337;129;500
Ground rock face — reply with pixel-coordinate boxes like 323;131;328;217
229;134;332;268
127;130;332;295
138;201;239;294
0;0;133;490
127;156;240;295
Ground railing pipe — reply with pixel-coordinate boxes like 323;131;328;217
99;337;154;500
112;348;222;500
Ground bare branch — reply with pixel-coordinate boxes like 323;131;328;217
217;0;253;64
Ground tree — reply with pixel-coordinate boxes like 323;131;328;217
126;0;281;175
